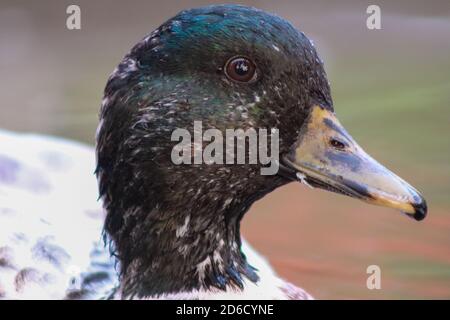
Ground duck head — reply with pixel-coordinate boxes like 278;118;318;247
96;5;427;298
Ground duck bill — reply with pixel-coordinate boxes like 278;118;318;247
282;105;427;221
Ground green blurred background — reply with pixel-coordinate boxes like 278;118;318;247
0;0;449;299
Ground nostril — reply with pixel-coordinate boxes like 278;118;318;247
330;138;346;150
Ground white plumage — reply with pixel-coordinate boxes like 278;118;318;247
0;130;115;299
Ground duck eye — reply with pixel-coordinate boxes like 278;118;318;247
330;138;346;150
224;56;256;83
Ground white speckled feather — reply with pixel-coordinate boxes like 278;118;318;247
0;130;116;299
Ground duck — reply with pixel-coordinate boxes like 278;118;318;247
0;4;427;300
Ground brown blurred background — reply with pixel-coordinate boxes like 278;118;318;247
0;0;449;299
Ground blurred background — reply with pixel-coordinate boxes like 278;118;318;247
0;0;449;299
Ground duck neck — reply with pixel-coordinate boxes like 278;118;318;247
119;205;254;298
106;175;286;299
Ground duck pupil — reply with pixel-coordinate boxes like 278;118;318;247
234;60;249;76
224;56;256;82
